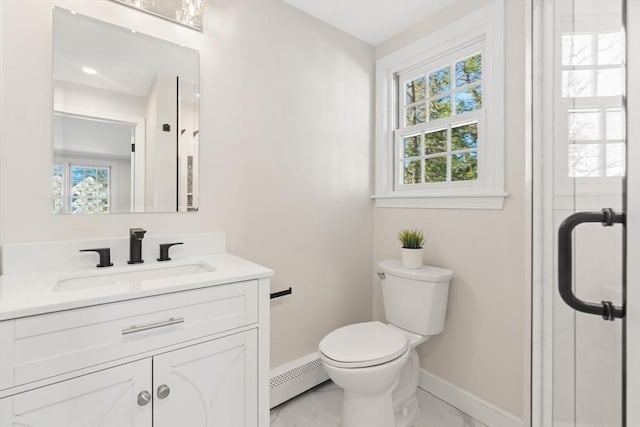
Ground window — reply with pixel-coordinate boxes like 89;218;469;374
398;51;483;187
561;31;625;178
374;1;505;209
52;164;111;214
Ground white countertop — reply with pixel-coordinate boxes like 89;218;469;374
0;253;273;321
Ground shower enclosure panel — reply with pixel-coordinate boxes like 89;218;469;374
535;0;626;426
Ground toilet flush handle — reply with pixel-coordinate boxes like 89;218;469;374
377;272;385;279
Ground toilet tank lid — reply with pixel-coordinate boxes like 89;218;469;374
377;260;453;282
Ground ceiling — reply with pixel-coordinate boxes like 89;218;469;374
280;0;464;46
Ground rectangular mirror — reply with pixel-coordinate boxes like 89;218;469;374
52;7;200;214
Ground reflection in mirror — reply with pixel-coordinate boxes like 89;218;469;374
110;0;206;32
52;7;200;214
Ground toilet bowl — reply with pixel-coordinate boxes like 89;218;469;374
319;261;453;427
319;321;410;427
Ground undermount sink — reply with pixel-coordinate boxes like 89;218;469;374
54;261;216;292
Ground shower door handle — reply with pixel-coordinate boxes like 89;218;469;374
557;208;625;321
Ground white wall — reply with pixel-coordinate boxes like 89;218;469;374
0;0;374;369
373;0;528;418
205;0;375;367
54;80;147;119
53;114;132;157
144;74;178;212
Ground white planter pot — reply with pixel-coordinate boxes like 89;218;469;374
401;248;423;269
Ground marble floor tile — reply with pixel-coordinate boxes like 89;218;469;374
270;381;487;427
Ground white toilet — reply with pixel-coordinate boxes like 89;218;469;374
319;260;453;427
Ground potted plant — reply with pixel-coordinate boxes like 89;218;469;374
398;228;425;269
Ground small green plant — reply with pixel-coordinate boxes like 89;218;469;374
398;228;425;249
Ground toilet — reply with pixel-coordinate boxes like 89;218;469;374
319;260;453;427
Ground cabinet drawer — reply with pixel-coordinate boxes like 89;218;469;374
6;280;258;389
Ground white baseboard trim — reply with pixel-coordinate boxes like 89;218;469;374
419;369;524;427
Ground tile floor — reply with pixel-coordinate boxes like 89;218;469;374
270;381;487;427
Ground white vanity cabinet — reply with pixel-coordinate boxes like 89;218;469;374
0;277;270;427
0;330;258;427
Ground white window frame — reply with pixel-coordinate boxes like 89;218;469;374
374;0;506;209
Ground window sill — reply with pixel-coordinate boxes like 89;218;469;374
372;192;507;209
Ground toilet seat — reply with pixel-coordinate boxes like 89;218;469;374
319;321;408;368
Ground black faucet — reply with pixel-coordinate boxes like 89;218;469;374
127;228;147;264
157;242;184;262
79;248;113;268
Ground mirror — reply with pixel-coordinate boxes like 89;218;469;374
52;7;200;214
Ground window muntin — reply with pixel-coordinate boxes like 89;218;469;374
397;47;483;188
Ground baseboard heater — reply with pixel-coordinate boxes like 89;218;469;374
270;352;329;409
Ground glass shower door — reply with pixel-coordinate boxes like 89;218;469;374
538;0;627;425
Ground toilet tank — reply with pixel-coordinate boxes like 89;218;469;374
378;260;453;336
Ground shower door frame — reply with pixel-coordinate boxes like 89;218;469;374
531;0;639;425
625;0;639;425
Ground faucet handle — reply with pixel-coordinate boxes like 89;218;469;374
157;242;184;262
80;248;114;268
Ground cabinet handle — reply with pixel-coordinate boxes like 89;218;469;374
157;384;171;399
137;390;152;406
122;317;184;335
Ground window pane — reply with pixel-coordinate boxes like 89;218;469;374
97;168;109;183
451;151;478;181
424;129;447;154
405;104;426;126
403;135;421;158
598;32;622;65
455;85;482;114
606;142;625;177
429;67;450;97
455;53;482;87
451;122;478;150
403;160;422;184
606;110;624;140
562;34;593;66
568;110;600;140
84;168;97;180
405;76;426;104
424;156;447;183
562;70;594;97
597;68;623;96
568;143;602;177
52;165;64;214
429;96;451;120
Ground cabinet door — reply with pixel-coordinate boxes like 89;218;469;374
153;329;258;427
0;359;152;427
